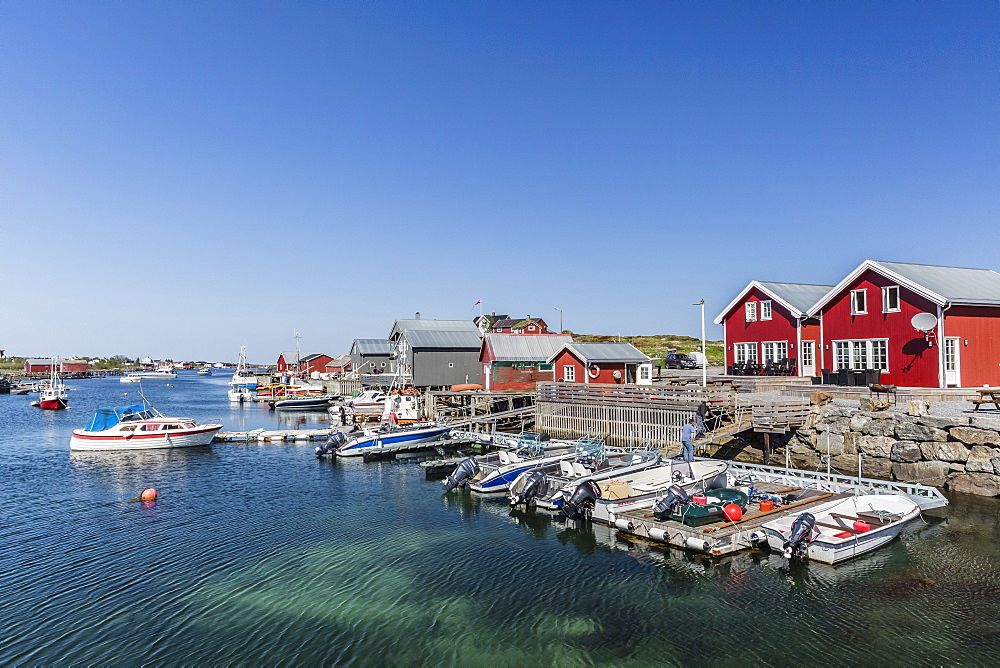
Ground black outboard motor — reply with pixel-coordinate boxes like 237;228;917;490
510;470;547;508
560;480;601;520
315;431;347;457
782;512;816;559
652;485;689;521
442;457;480;493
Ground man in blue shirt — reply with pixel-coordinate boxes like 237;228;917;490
681;418;696;462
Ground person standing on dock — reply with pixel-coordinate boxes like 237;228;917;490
681;418;696;462
695;402;709;438
339;405;347;426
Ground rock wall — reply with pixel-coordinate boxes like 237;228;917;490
715;406;1000;497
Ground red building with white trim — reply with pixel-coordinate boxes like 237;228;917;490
717;260;1000;388
479;334;571;391
276;352;333;376
549;342;653;386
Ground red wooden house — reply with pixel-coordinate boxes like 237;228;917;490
276;352;332;376
479;334;571;391
549;342;653;386
807;260;1000;388
714;282;832;376
490;316;549;335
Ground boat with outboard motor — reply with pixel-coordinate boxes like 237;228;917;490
581;458;731;524
69;402;223;451
442;433;583;495
316;420;451;458
508;441;661;510
348;389;389;414
271;395;337;410
760;493;920;564
197;367;212;376
651;487;749;526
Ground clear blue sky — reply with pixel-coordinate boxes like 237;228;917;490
2;2;996;363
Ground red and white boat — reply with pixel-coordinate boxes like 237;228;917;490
35;359;68;410
70;403;223;451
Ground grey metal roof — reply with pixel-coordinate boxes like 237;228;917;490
393;319;479;332
756;282;835;314
406;329;483;349
486;334;572;361
553;342;650;363
875;261;1000;305
351;339;391;355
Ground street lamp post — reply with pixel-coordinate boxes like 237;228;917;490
554;307;563;333
693;299;707;387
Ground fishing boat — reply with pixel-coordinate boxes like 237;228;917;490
760;493;921;564
316;421;451;458
36;359;69;410
197;367;212;376
228;347;256;403
508;440;661;510
69;403;223;451
585;459;731;524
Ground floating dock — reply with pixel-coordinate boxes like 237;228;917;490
214;428;337;442
595;458;948;557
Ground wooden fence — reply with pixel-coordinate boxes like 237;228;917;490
534;382;736;448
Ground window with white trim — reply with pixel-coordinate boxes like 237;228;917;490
745;302;757;322
639;366;650;381
833;339;889;371
527;325;536;332
734;343;758;364
801;341;814;369
762;341;788;364
882;286;900;313
538;363;553;372
563;365;575;382
760;300;772;321
851;289;867;314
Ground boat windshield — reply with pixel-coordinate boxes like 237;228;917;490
85;405;154;431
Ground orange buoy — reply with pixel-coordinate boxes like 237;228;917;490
723;503;743;522
140;488;158;501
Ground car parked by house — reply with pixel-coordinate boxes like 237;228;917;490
664;353;698;369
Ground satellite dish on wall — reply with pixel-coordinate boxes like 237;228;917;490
911;313;938;333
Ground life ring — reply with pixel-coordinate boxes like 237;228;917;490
588;363;600;379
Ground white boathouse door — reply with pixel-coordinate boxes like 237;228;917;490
800;341;816;377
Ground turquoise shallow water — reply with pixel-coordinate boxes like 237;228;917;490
1;374;998;665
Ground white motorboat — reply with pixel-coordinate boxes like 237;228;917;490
317;421;451;458
120;369;178;383
760;493;921;564
348;389;388;413
228;346;256;403
197;367;212;376
70;403;223;451
587;459;731;524
441;433;579;495
271;395;337;410
508;442;661;510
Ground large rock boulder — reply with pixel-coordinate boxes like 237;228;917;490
858;435;895;458
862;418;897;438
965;445;1000;473
919;441;971;463
896;423;948;442
890;440;922;463
970;416;1000;432
918;415;970;430
950;426;1000;446
861;457;893;480
811;431;845;456
946;472;1000;497
892;461;951;486
816;417;850;435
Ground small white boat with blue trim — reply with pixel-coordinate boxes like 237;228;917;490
318;421;451;458
442;433;580;495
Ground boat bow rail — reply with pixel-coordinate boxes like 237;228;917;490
723;459;949;510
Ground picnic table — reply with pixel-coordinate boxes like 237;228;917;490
973;388;1000;411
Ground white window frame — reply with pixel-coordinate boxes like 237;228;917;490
734;342;758;364
762;341;788;365
882;286;900;313
639;365;650;381
801;340;814;369
538;362;553;372
851;289;867;315
745;302;757;322
527;325;536;332
832;339;889;371
760;300;772;321
563;365;575;382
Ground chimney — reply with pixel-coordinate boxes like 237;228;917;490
415;312;420;319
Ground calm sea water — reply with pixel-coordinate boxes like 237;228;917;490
1;374;998;666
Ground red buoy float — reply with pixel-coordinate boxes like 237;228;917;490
140;488;158;501
723;503;743;522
